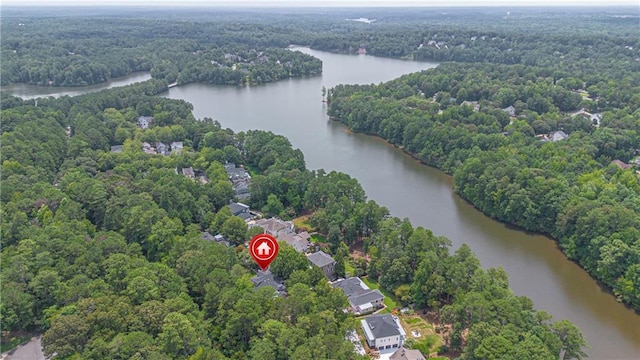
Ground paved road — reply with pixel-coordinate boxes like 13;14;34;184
2;337;45;360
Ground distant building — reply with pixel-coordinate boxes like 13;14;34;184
137;116;153;129
461;100;480;112
550;130;569;142
171;141;183;154
156;142;170;156
502;105;516;117
182;167;195;180
110;145;123;153
307;251;336;280
612;160;632;169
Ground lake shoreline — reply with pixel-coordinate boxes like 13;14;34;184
332;116;638;313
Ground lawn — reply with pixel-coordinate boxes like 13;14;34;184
361;276;400;310
400;315;444;357
310;233;326;243
293;215;315;232
345;261;355;277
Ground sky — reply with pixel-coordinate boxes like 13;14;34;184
1;0;638;7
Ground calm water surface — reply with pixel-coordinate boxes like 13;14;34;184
164;48;640;359
1;72;151;100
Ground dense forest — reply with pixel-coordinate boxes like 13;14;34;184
4;7;637;88
327;60;640;310
1;73;587;358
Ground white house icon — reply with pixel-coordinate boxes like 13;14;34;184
257;241;271;256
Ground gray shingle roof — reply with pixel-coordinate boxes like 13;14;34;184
251;269;286;294
307;251;335;268
389;347;426;360
333;277;367;297
364;314;401;338
350;289;384;308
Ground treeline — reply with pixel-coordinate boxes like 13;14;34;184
327;61;640;310
1;81;587;358
1;17;321;87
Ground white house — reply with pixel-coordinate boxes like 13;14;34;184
361;314;406;350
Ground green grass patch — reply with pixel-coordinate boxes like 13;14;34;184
405;317;422;325
310;234;326;243
361;277;400;310
292;215;315;232
345;261;355;276
0;335;32;353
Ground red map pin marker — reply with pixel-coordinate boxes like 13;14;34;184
249;234;279;270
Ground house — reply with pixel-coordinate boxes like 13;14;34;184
110;145;123;153
278;231;311;253
251;269;286;296
550;130;569;142
502;105;516;117
201;232;230;246
361;314;406;350
389;347;426;360
142;142;156;155
332;277;384;314
213;234;230;247
252;218;294;238
171;141;183;154
138;116;153;129
307;251;336;280
224;162;252;199
234;180;251;199
156;142;170;156
461;100;480;112
229;202;252;221
200;231;215;241
612;160;632;169
182;167;195;180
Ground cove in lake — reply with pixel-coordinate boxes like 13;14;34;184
164;48;640;360
1;72;152;100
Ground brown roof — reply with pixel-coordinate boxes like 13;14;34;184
612;160;632;169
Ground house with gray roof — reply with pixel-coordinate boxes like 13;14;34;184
278;231;311;253
251;269;286;297
307;251;336;280
502;105;516;117
229;202;252;221
182;167;195;180
138;116;153;129
333;277;384;314
171;141;183;154
156;142;170;156
110;145;123;153
361;314;406;350
550;130;569;142
389;347;426;360
252;218;294;238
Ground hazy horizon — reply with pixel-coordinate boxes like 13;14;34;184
2;0;638;7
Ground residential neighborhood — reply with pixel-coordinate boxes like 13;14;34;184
225;162;251;199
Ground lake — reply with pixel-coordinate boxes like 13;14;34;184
164;47;640;360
